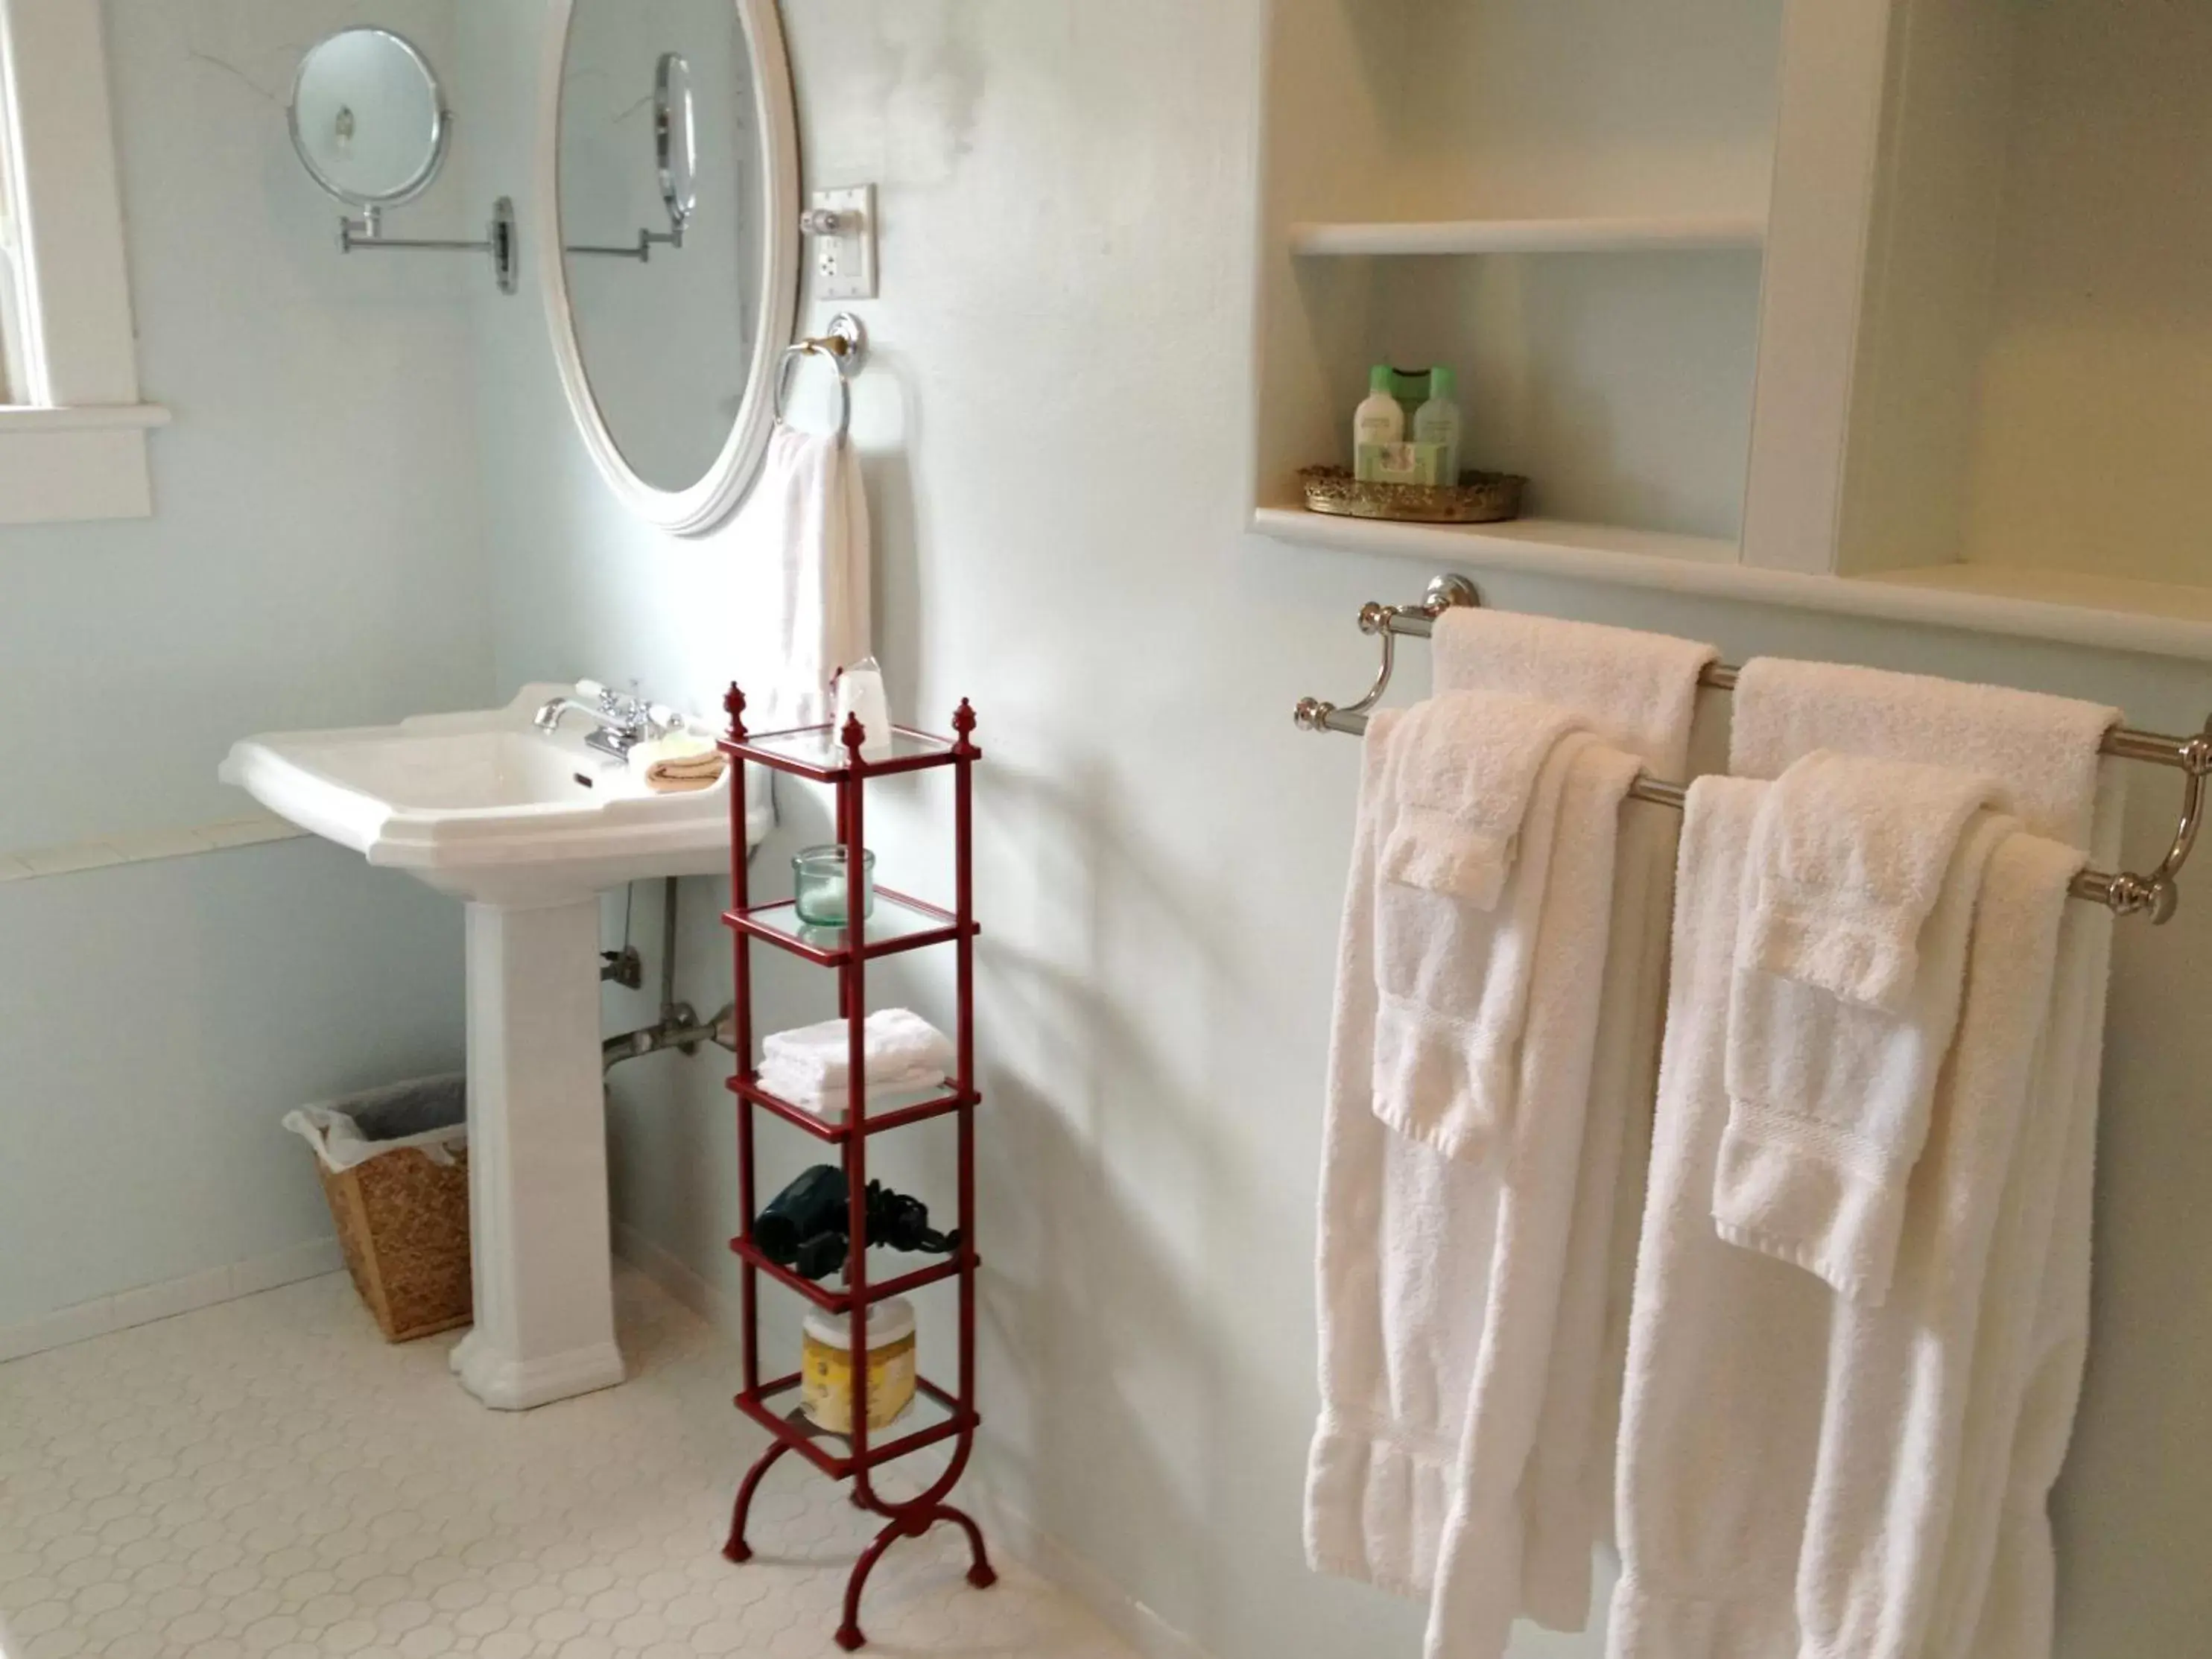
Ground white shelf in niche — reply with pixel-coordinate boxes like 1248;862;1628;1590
1253;504;1739;574
1286;215;1768;258
1252;507;2212;662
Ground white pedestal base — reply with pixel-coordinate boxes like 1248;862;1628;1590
454;895;624;1411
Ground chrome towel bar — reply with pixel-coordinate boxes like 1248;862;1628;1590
1295;574;2211;924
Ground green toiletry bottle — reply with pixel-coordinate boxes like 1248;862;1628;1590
1414;366;1463;486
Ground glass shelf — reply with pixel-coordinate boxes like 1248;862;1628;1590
734;1372;975;1482
724;887;975;965
727;1073;974;1144
727;1234;968;1314
720;723;963;783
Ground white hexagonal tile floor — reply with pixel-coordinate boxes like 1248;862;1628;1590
0;1269;1143;1659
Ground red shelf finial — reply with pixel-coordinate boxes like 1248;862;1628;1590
840;713;867;762
723;682;749;740
951;698;977;756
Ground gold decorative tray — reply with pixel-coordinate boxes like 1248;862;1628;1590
1299;465;1527;525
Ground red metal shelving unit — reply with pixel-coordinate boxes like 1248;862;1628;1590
714;685;993;1652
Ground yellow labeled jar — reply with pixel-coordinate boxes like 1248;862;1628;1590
801;1297;916;1435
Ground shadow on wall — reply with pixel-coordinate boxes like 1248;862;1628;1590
973;751;1255;1635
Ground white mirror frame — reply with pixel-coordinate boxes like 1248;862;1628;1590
535;0;801;537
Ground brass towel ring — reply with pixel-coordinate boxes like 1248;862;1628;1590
774;312;868;440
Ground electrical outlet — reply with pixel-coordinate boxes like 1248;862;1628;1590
810;184;877;301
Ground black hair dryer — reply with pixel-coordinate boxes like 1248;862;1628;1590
752;1165;958;1282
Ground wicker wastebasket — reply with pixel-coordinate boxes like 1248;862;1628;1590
285;1076;472;1343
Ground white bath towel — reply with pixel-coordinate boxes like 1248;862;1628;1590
1416;737;1642;1659
1308;709;1641;1639
1433;606;1720;1630
736;424;872;731
1381;692;1588;908
761;1008;952;1094
1741;749;1999;1012
1929;764;2123;1659
1718;774;2004;1306
1609;779;2080;1659
1372;705;1588;1162
1728;657;2123;1659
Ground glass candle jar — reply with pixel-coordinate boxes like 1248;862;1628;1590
792;846;875;927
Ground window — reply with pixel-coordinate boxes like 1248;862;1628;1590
0;0;166;523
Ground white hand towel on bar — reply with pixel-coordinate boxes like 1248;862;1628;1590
1729;658;2122;1659
736;423;872;731
1607;779;2080;1659
1433;606;1720;1631
1381;692;1588;909
1730;658;2115;849
1718;753;2002;1305
1741;749;1999;1012
761;1009;952;1094
1307;707;1640;1635
1372;696;1589;1162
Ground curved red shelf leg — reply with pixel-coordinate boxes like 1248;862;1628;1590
833;1503;997;1651
938;1502;998;1587
723;1438;793;1563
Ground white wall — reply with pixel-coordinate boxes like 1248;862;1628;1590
458;4;2212;1656
0;0;487;1330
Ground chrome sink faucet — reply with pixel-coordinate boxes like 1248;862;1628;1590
534;680;685;762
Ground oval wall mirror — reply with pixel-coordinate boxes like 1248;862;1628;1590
538;0;800;536
289;27;450;211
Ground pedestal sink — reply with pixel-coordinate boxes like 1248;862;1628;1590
221;685;738;1409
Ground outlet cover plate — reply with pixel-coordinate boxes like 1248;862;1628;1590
811;184;877;301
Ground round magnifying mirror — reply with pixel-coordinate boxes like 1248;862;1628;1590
656;52;697;238
288;28;450;210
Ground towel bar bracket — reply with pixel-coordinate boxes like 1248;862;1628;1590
1295;572;2212;925
1295;574;1480;735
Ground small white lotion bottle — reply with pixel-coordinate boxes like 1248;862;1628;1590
1352;365;1404;481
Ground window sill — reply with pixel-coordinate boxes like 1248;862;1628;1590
0;402;168;522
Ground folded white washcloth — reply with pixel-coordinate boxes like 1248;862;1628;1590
1742;749;1999;1012
1380;692;1588;909
760;1008;953;1094
1372;716;1591;1162
756;1061;948;1124
1717;807;2011;1304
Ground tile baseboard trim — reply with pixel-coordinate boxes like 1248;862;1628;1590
612;1219;741;1333
0;812;308;884
0;1235;346;1364
609;1222;1216;1659
969;1494;1217;1659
